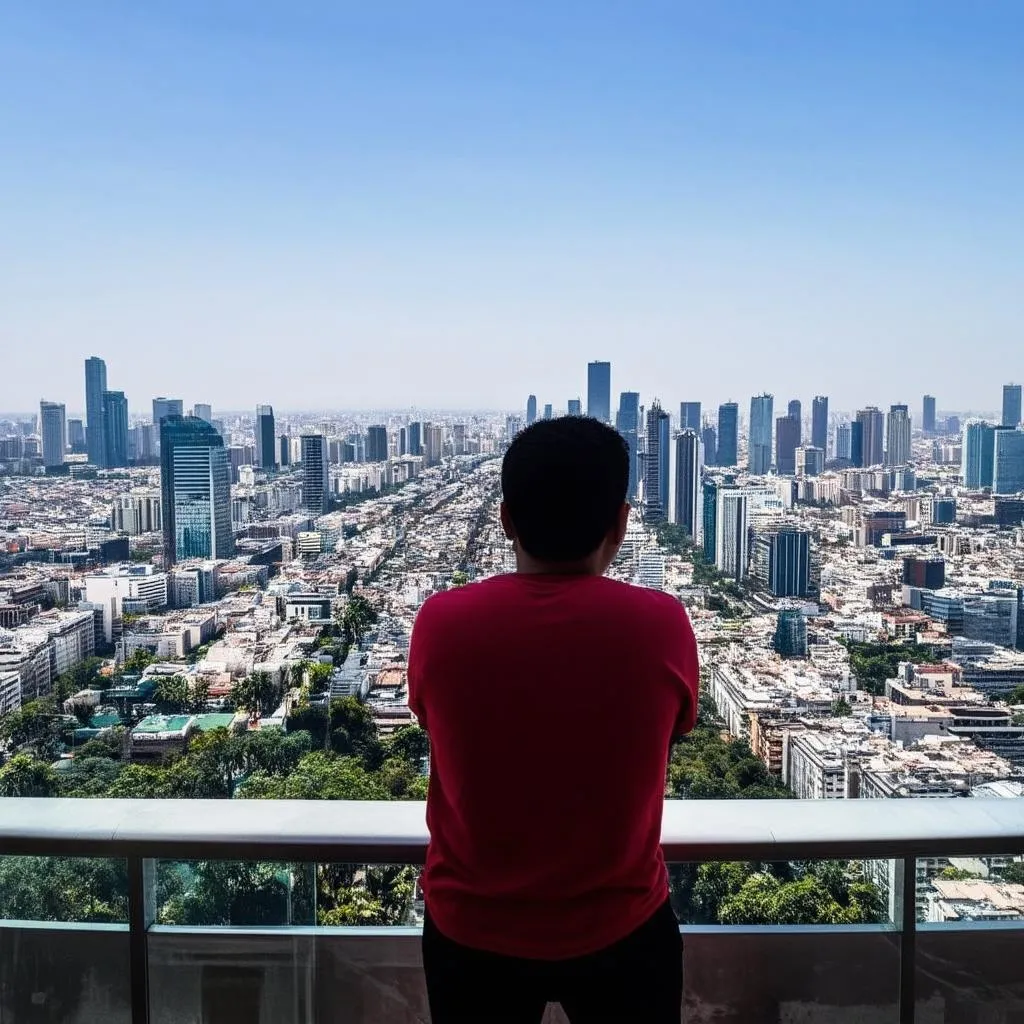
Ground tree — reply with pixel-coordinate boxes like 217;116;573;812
104;763;168;798
52;657;104;702
286;704;329;749
239;752;388;800
830;698;853;717
341;595;378;646
308;662;333;696
0;700;75;759
58;756;123;797
231;671;279;717
289;660;312;689
388;725;430;767
154;675;192;715
998;861;1024;885
450;570;469;587
159;861;289;926
119;648;155;675
329;696;383;768
0;755;59;797
939;866;980;881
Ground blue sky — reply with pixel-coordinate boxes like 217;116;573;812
2;1;1022;415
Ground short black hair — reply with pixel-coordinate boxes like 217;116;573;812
501;416;629;562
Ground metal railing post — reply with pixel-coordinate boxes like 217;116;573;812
898;854;916;1024
128;856;156;1024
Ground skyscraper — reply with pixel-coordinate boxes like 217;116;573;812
885;404;912;467
67;418;86;454
701;425;717;467
787;400;802;439
193;403;213;423
301;434;330;515
850;421;864;467
567;398;582;416
749;394;774;475
715;488;749;580
615;392;641;501
673;429;703;540
153;397;184;425
102;391;129;468
39;401;66;468
962;421;997;489
836;421;852;462
587;361;611;423
1003;384;1022;428
993;430;1024;494
775;413;801;476
543;403;553;420
255;405;276;469
795;446;824;477
366;424;389;462
526;395;538;425
680;402;701;432
717;402;739;467
702;479;719;563
643;401;670;522
408;421;423;456
922;395;937;435
278;435;290;467
84;356;107;467
856;407;885;467
774;607;808;658
160;416;234;565
752;527;812;598
812;396;828;453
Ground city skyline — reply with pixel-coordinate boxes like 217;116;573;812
3;3;1022;411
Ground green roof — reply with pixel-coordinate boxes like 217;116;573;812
133;714;193;735
193;713;237;732
89;713;122;729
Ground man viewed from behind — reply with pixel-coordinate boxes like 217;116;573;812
409;416;700;1023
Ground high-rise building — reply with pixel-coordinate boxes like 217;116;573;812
39;401;66;468
153;397;184;425
795;446;824;477
811;396;829;454
452;423;466;456
615;392;641;501
749;394;774;475
850;421;864;467
278;435;290;467
775;413;801;475
856;407;885;467
543;403;553;420
160;416;234;565
717;403;739;467
787;400;802;437
587;361;611;423
111;489;163;535
885;404;912;467
67;418;86;454
752;527;812;597
673;430;703;540
408;421;423;456
567;398;582;416
366;424;389;462
526;395;537;425
84;356;107;467
301;434;330;515
701;425;717;467
922;395;937;435
643;402;670;522
1002;384;1022;428
424;423;445;466
774;607;808;658
193;403;213;423
702;479;719;563
715;488;749;580
962;421;997;490
993;430;1024;495
102;391;129;468
255;405;276;469
680;402;701;432
836;421;852;462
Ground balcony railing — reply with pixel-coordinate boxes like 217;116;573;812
1;797;1023;1023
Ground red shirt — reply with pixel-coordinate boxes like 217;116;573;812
408;572;699;959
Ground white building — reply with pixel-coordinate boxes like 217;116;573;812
785;730;848;800
715;488;749;580
636;549;666;590
83;564;169;643
111;489;162;535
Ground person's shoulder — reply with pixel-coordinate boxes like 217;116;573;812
418;575;512;617
596;579;690;625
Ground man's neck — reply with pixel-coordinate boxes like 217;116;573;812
514;552;605;576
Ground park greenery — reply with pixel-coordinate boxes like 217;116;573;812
840;639;942;695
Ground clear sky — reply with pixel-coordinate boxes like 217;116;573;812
2;1;1022;416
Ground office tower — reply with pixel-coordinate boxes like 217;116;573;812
856;407;885;467
424;423;444;466
1003;384;1022;428
752;527;812;597
615;392;641;501
993;430;1024;494
408;421;423;456
587;361;611;423
701;425;717;467
796;446;824;477
301;434;330;514
850;421;864;467
680;402;701;432
84;356;107;466
102;391;129;468
160;416;234;565
567;398;582;416
749;394;774;475
945;415;961;437
255;405;276;468
922;395;937;435
702;480;719;563
787;400;802;439
129;423;156;463
525;395;538;425
715;488;749;580
885;404;912;467
932;497;956;525
153;397;184;425
399;426;408;455
452;422;467;455
278;436;290;467
962;421;997;490
112;489;162;535
67;418;86;454
643;401;670;522
673;430;703;540
39;401;66;468
193;403;213;423
836;422;852;462
903;556;946;590
717;402;739;467
775;413;801;475
774;607;808;658
811;396;828;454
366;424;389;462
543;403;553;420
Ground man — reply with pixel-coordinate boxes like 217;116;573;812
409;415;699;1023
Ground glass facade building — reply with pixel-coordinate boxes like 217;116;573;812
102;390;129;468
812;395;829;453
615;391;641;501
643;401;670;522
993;429;1024;495
749;394;774;475
39;400;66;468
84;355;107;467
717;402;738;467
587;361;611;423
255;404;276;468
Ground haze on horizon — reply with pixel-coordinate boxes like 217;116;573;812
2;1;1022;415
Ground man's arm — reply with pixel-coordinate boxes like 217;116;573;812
665;599;700;738
407;598;431;731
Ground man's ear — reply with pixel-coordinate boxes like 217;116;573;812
499;501;517;542
611;503;630;546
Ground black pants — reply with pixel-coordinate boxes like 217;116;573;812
422;899;683;1023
